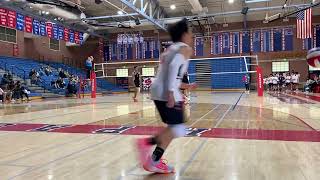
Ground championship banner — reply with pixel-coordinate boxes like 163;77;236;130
25;16;33;33
0;8;7;27
256;66;263;97
46;22;53;38
222;33;230;55
7;10;16;28
74;31;80;44
39;21;46;36
284;28;293;51
232;32;240;54
69;29;75;43
142;77;154;91
32;19;40;35
58;26;64;40
53;24;58;40
79;32;84;44
64;28;69;41
273;28;283;52
252;30;261;52
16;13;24;31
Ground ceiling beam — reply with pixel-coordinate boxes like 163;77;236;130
187;0;204;14
96;3;312;28
116;0;167;31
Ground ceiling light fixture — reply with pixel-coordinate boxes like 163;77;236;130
228;0;234;4
170;4;176;10
117;10;124;15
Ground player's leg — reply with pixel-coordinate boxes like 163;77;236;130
136;101;185;174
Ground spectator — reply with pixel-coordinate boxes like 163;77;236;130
59;70;67;79
7;81;15;102
66;80;78;97
7;73;13;82
304;78;315;93
278;73;285;92
13;81;21;101
242;74;250;93
45;66;52;76
1;74;10;86
0;87;4;103
56;77;65;89
20;85;30;101
291;72;300;91
85;56;93;79
29;69;40;84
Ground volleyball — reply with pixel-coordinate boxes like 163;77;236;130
307;47;320;68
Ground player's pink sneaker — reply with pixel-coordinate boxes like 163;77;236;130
136;138;152;165
143;156;175;174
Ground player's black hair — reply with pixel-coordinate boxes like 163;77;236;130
168;18;189;42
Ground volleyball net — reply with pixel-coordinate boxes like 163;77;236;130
93;55;263;96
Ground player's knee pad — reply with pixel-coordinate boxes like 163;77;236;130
169;124;186;138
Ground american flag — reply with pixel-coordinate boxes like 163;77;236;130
296;8;312;39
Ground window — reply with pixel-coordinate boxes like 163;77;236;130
309;65;320;71
272;62;289;72
142;67;155;76
49;39;60;51
116;68;128;77
0;26;16;43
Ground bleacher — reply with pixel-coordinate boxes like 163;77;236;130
44;61;125;92
0;56;124;96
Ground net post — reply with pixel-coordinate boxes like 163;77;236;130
90;71;97;98
256;66;263;97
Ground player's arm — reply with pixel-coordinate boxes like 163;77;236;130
167;53;184;107
179;47;197;90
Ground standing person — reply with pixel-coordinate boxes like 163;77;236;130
291;72;299;91
278;74;285;92
135;19;197;174
285;72;291;91
272;73;279;92
85;56;93;79
242;74;250;93
132;66;140;102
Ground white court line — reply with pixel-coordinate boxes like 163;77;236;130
213;105;233;128
189;104;221;127
8;136;123;180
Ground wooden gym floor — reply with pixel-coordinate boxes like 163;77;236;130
0;91;319;180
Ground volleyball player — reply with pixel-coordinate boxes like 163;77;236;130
135;19;197;174
132;66;140;102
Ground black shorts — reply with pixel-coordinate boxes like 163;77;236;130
154;100;184;125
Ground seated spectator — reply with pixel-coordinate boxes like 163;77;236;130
0;87;4;103
59;70;67;79
66;81;78;97
13;81;21;101
1;74;10;86
7;73;13;82
45;66;52;76
29;69;39;84
20;85;30;101
56;77;65;89
6;81;15;102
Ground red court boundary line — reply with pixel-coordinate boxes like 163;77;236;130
0;123;319;142
289;92;320;102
